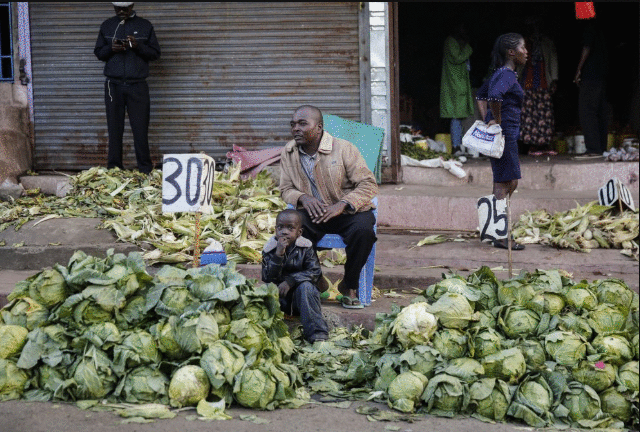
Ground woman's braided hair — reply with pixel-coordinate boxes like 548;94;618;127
489;33;523;73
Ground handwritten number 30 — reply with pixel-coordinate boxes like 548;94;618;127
162;157;182;205
162;156;214;207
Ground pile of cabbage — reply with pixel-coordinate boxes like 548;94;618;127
0;250;307;415
294;267;639;430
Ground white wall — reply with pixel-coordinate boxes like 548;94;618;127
368;2;391;165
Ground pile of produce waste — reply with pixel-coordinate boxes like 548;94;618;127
294;267;638;430
0;165;285;265
2;254;638;429
0;250;308;421
400;125;455;161
513;201;639;261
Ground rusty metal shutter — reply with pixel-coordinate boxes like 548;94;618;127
29;2;361;170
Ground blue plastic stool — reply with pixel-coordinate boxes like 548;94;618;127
287;197;377;306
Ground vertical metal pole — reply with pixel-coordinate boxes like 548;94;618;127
507;195;513;278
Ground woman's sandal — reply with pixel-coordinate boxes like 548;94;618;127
340;296;364;309
493;238;525;250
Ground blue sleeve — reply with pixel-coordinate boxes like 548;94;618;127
476;79;489;100
487;69;517;102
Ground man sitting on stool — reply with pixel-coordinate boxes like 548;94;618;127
279;105;378;309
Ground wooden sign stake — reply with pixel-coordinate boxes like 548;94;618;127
193;211;202;268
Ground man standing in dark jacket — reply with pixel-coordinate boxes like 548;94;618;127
94;2;161;173
262;209;329;343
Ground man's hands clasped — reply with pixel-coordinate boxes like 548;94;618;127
299;195;347;224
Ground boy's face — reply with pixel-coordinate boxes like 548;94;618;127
276;213;302;244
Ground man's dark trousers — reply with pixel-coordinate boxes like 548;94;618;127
578;79;608;154
299;210;376;294
105;80;153;173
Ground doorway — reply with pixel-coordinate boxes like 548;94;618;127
396;2;639;147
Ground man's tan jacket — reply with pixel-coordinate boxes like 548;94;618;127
279;131;378;213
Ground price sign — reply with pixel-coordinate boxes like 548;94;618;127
598;178;635;211
477;195;508;242
162;154;215;214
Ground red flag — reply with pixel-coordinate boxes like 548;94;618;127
576;2;596;19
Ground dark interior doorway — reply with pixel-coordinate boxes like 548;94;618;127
398;2;639;141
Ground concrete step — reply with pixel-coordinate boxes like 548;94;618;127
402;156;639;193
377;184;639;231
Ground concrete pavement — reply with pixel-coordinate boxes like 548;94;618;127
2;218;637;330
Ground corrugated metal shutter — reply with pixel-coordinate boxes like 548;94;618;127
29;2;361;170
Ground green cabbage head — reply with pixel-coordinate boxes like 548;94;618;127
468;327;502;359
544;331;587;367
116;366;170;404
168;365;210;408
421;373;469;417
565;283;598;311
592;334;633;366
0;358;29;401
391;303;438;349
617;361;638;392
468;378;511;422
498;306;540;339
481;348;526;384
399;345;441;378
233;366;277;409
517;340;546;371
432;328;467;360
427;293;476;329
595;279;634;313
387;371;428;413
571;360;617;392
0;325;28;359
507;375;554;428
560;382;602;424
587;304;627;335
600;387;632;423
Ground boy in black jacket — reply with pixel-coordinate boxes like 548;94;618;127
262;209;329;343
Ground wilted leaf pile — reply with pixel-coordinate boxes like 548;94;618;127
0;251;308;417
0;166;285;265
293;267;639;429
513;201;639;260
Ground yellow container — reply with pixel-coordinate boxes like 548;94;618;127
415;139;427;150
555;140;568;154
435;133;452;154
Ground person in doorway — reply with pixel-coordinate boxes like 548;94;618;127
476;33;528;250
279;105;378;309
262;209;329;343
94;2;161;173
574;18;608;156
520;17;559;155
440;22;474;154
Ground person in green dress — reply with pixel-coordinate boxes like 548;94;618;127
440;22;474;153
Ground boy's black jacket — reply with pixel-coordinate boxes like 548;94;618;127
261;236;321;289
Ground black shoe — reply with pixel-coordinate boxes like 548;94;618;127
492;238;525;250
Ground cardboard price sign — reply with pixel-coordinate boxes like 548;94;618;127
162;154;215;214
598;178;635;211
477;195;508;242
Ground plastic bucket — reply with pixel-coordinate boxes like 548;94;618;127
435;133;452;154
573;135;586;154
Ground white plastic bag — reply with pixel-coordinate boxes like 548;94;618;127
462;120;505;158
